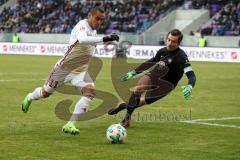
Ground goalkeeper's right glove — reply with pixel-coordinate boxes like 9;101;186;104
103;34;119;42
181;84;193;101
121;70;137;81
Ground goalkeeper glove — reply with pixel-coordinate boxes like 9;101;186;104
181;84;192;100
103;34;119;42
121;70;137;81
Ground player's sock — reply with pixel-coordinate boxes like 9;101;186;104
22;87;44;113
28;87;44;100
121;112;132;128
126;92;141;115
108;103;127;115
69;96;92;122
108;93;141;116
119;93;141;127
62;96;92;134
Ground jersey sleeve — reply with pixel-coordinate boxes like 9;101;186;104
134;49;164;73
182;55;192;73
75;23;103;44
181;53;196;87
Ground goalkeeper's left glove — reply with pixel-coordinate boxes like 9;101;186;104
121;70;137;81
181;84;193;100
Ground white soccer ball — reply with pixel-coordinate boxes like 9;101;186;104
106;124;127;144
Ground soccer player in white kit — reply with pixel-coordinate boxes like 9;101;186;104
21;7;119;135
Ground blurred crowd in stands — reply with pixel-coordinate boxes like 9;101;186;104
0;0;183;34
198;0;240;36
0;0;7;6
0;0;239;36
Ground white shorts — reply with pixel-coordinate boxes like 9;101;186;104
43;65;94;94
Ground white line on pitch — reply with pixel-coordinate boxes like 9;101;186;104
0;72;46;75
181;121;240;129
186;117;240;122
0;79;45;82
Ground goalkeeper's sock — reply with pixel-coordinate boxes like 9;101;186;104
69;96;92;122
29;87;44;100
126;92;141;115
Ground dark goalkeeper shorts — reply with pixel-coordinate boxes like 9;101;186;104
144;65;175;104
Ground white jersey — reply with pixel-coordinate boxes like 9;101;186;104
57;19;103;72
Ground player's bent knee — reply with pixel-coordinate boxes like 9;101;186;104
134;85;149;94
42;90;52;98
82;84;95;99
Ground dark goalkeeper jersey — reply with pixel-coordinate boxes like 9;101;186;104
134;47;191;87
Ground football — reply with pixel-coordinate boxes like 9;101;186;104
106;124;127;144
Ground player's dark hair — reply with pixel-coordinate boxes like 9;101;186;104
89;7;105;15
167;29;183;43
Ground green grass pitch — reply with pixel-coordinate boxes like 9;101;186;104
0;54;239;160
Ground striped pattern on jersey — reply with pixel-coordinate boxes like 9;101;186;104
59;41;95;73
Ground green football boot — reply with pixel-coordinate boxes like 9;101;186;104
62;122;80;135
22;93;32;113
